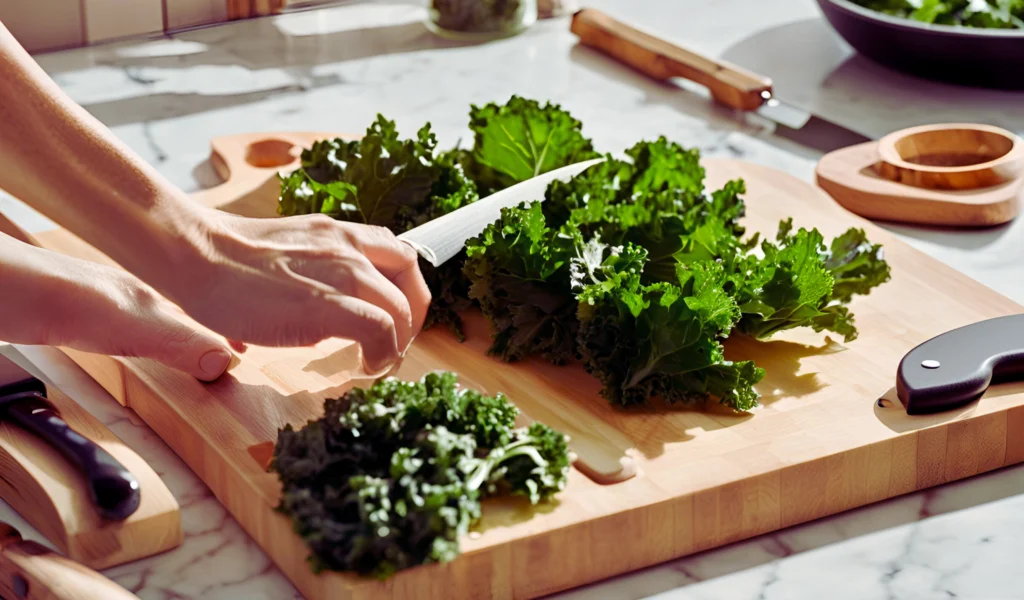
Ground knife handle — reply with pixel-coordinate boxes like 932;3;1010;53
4;393;140;521
570;8;772;111
0;536;139;600
897;314;1024;415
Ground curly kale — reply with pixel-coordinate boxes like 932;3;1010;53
729;219;891;343
271;372;569;579
462;138;890;409
462;202;583;363
455;96;600;195
573;241;764;410
276;101;892;412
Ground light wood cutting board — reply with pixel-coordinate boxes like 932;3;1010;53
7;132;1024;600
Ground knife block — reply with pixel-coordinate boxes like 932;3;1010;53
0;351;181;570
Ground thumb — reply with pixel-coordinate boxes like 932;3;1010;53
118;303;234;382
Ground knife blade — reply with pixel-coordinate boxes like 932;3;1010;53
398;158;603;267
0;356;141;521
877;314;1024;415
570;8;872;155
0;522;139;600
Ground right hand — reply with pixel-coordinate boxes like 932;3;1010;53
148;209;431;375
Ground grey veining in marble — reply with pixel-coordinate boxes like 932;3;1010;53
1;1;1023;598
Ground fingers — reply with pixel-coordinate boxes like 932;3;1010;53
322;295;402;374
56;282;234;382
392;261;431;336
349;225;419;276
343;225;432;336
289;256;413;353
347;266;414;353
125;305;234;382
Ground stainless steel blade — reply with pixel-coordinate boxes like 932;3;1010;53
398;158;605;267
756;92;873;155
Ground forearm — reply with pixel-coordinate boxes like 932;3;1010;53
0;20;204;295
0;233;62;344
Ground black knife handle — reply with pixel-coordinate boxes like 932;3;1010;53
3;392;140;521
897;314;1024;415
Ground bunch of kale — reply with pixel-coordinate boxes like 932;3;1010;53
271;371;569;579
463;139;891;410
277;96;891;411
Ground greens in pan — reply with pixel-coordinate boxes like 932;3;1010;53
850;0;1024;29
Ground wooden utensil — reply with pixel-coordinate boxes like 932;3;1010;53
0;349;181;570
0;522;139;600
569;8;871;154
570;7;770;110
817;123;1024;227
5;130;1024;600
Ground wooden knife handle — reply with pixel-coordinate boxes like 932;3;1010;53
570;8;772;111
0;538;138;600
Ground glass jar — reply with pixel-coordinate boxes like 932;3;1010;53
427;0;538;42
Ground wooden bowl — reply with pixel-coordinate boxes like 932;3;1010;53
816;123;1024;227
876;124;1023;191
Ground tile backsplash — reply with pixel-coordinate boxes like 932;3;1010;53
0;0;283;53
0;0;84;52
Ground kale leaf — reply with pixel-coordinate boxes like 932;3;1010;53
458;96;600;195
731;219;891;343
574;241;764;410
271;372;569;579
463;202;582;363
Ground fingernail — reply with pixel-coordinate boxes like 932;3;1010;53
199;349;232;379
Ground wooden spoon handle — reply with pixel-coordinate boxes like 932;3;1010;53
0;537;138;600
570;8;772;111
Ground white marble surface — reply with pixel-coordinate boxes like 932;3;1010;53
2;1;1024;598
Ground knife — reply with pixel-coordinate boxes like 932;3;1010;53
569;8;872;155
879;314;1024;415
399;158;603;267
0;356;141;521
0;522;139;600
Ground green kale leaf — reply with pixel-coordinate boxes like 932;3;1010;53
459;96;600;195
574;241;764;410
731;219;890;343
463;202;581;363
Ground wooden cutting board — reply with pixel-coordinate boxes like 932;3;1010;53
8;132;1024;600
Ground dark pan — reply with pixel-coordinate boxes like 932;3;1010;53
818;0;1024;89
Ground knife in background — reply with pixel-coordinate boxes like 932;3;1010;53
0;522;139;600
570;8;872;155
0;356;140;521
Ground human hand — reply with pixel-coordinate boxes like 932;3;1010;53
0;238;233;381
151;210;431;375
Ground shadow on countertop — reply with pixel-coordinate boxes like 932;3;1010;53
46;16;484;128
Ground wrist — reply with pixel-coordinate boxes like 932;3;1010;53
113;192;220;306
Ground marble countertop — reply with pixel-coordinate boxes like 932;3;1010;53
2;1;1023;598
